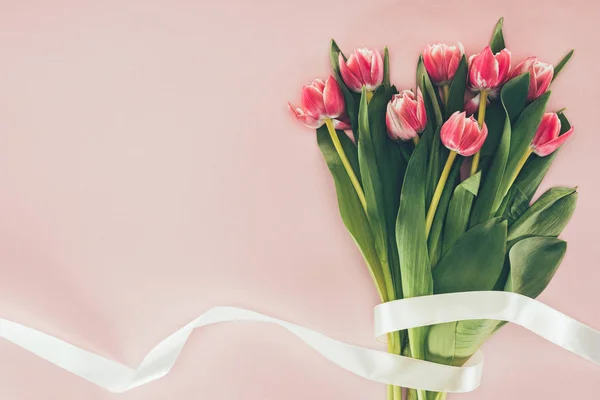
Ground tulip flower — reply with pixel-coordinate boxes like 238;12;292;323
288;76;366;211
426;112;488;236
468;46;512;91
386;89;427;143
423;42;464;103
502;112;574;196
467;46;510;175
338;48;384;94
440;111;488;157
531;112;575;157
509;56;554;101
288;76;350;130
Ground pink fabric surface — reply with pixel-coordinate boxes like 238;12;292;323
0;0;598;398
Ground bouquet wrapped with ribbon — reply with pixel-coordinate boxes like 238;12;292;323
288;17;576;400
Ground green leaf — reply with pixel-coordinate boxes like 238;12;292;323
500;186;529;225
428;158;462;267
442;172;480;253
357;87;393;299
479;73;528;169
553;50;574;82
503;73;530;123
368;85;407;300
417;57;443;129
445;56;468;117
329;39;345;76
470;74;530;226
396;127;433;370
383;47;391;88
330;39;361;136
505;236;567;298
452;319;498;365
479;103;507;159
416;55;445;211
507;187;578;243
356;85;407;301
427;219;507;368
496;91;551;207
433;219;507;294
425;127;449;209
470;110;510;227
316;127;387;300
489;17;506;53
426;322;457;366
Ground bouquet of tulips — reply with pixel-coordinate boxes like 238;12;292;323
288;18;576;400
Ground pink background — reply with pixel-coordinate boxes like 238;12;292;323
0;0;598;399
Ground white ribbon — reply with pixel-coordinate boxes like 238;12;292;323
0;291;598;393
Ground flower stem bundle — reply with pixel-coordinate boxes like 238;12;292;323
288;17;577;400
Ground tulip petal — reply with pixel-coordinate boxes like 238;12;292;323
441;111;467;151
386;103;404;140
312;79;326;93
288;102;323;129
469;46;500;90
333;116;351;130
423;46;443;83
370;50;384;90
301;85;327;119
338;53;363;92
533;126;574;157
532;113;561;149
459;118;488;157
532;62;553;100
355;50;373;88
464;94;480;116
495;48;512;84
323;76;345;118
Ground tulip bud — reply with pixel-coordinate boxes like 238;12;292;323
509;57;554;101
531;113;574;157
338;48;384;93
288;76;350;130
386;89;427;141
468;46;511;91
422;42;464;85
441;111;488;157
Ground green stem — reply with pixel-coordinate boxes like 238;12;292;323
366;90;374;103
386;332;404;400
324;118;367;212
425;151;457;238
469;90;489;176
387;336;395;400
505;148;533;194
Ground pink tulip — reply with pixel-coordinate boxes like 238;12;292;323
441;111;488;156
468;46;511;91
338;48;384;93
423;43;464;85
288;76;350;130
509;57;554;101
386;89;427;141
531;113;574;157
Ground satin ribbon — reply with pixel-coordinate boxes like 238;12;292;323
0;291;598;393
